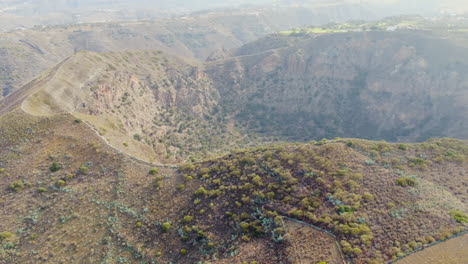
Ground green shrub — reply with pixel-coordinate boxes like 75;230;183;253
337;205;353;214
425;236;436;244
183;215;194;223
74;119;82;124
194;187;208;196
362;192;375;201
346;180;359;190
161;222;171;232
240;156;256;165
176;184;185;191
352;247;362;256
252;175;264;186
198;168;210;176
153;176;165;189
183;175;193;182
0;231;13;241
180;164;195;172
395;177;416;187
79;165;89;174
274;227;285;235
197;230;206;238
449;210;468;223
212;179;221;185
240;222;250;232
350;173;363;181
55;180;66;188
50;162;63;172
65;173;74;180
360;234;373;246
9;180;24;192
241;235;250;242
37;187;47;193
149;168;159;175
398;144;408;150
341;240;352;253
180;249;187;255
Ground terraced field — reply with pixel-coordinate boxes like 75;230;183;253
284;219;344;264
396;233;468;264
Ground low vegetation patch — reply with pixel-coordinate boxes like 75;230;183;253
49;162;63;172
395;177;416;187
449;210;468;223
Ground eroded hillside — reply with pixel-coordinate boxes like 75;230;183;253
0;4;377;99
207;29;468;142
18;26;468;162
21;50;263;163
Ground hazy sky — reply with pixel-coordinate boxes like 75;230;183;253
0;0;466;32
1;0;467;13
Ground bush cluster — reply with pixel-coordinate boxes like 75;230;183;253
395;177;416;187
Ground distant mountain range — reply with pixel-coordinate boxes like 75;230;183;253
1;0;467;32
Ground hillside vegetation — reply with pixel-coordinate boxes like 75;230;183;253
170;138;467;263
0;108;466;263
17;20;468;163
1;16;467;264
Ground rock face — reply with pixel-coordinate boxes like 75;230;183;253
18;29;468;162
21;51;227;163
208;30;468;142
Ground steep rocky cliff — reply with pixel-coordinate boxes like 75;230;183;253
0;5;378;99
20;51;259;163
208;30;468;142
16;26;468;163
